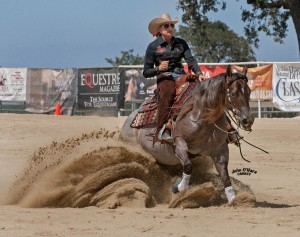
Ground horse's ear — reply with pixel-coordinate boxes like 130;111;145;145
226;65;232;80
242;66;248;76
226;65;232;78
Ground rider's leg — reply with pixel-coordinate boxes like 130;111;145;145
173;137;192;193
155;79;175;143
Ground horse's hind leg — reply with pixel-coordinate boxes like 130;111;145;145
172;137;192;193
211;144;236;203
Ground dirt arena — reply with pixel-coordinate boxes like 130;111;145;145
0;113;299;236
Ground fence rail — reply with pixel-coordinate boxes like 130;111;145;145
1;100;299;118
249;101;299;118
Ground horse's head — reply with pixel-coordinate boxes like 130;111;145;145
226;66;254;131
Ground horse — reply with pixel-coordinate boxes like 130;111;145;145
120;66;254;203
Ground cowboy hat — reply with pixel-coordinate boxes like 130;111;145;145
148;13;179;35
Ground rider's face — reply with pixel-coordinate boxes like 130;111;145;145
159;22;174;38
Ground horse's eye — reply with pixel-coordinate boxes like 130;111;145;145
230;92;237;97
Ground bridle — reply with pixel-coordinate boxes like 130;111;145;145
225;74;251;131
213;73;269;162
212;73;251;135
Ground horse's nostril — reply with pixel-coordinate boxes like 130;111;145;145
242;119;253;127
241;117;254;129
241;119;248;125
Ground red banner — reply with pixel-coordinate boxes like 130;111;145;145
184;64;226;78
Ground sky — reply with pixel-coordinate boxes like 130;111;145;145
0;0;299;69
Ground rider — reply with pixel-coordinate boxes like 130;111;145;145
143;13;205;143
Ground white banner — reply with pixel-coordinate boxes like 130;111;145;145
26;68;77;115
273;63;300;111
0;68;27;101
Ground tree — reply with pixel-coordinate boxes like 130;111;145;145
105;49;144;66
177;0;300;56
176;20;256;62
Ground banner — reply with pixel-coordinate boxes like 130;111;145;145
26;68;77;115
272;63;300;111
183;64;226;78
119;67;156;106
200;65;226;78
0;68;27;101
233;64;273;100
77;68;119;116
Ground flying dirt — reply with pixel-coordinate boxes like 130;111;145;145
6;128;255;209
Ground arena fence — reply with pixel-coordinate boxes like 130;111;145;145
1;62;300;117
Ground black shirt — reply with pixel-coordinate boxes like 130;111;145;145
143;36;202;78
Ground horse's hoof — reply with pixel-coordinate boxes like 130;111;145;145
172;178;182;194
172;186;179;194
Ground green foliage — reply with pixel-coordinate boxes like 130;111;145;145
177;0;299;54
105;49;144;66
176;0;256;62
176;20;256;62
242;0;290;48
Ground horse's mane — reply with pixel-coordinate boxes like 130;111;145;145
188;73;227;123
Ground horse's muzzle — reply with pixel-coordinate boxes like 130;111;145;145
240;116;254;131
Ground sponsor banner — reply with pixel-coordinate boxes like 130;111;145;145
0;68;27;101
273;63;300;111
200;65;226;78
183;64;226;78
233;64;273;100
78;68;119;116
119;67;156;107
26;68;77;115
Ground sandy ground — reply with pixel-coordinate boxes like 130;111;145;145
0;113;300;237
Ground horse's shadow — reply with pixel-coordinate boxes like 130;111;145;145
256;201;298;208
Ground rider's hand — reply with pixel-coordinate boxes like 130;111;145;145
159;61;169;71
198;74;206;81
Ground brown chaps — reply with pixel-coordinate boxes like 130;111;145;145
155;78;176;138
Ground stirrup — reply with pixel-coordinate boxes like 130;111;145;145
158;124;173;143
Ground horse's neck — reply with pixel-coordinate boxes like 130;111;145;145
187;77;227;123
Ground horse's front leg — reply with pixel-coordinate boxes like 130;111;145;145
211;144;236;203
172;137;192;193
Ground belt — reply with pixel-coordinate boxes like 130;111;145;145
170;67;185;74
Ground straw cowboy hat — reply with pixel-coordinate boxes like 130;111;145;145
148;13;179;35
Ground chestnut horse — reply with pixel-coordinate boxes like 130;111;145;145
120;66;254;203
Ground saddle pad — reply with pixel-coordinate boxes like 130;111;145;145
130;82;197;128
171;81;197;117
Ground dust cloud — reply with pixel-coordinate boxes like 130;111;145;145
6;128;255;209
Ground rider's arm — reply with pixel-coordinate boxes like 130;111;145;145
143;43;160;78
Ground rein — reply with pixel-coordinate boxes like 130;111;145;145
226;75;251;132
225;76;251;141
212;74;269;162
